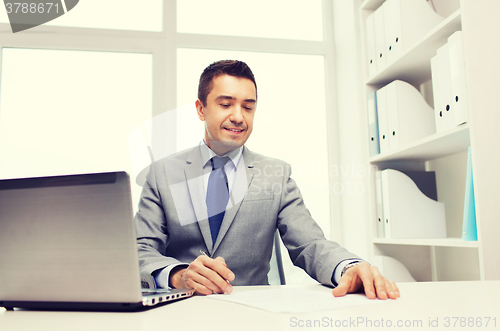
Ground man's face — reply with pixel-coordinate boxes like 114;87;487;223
196;74;257;155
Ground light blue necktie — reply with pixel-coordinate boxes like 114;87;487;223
206;156;230;245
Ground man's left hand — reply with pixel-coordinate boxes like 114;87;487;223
331;262;400;299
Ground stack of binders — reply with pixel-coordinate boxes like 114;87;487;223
367;80;436;156
431;31;468;133
375;169;447;239
365;0;444;77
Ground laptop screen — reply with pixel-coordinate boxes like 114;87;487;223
0;172;143;304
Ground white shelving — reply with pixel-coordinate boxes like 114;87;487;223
373;237;479;248
366;9;462;86
370;123;469;163
358;0;500;282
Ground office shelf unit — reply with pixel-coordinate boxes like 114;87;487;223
358;0;500;282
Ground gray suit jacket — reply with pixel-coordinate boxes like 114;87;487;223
135;145;359;288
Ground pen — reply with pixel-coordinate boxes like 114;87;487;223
199;250;232;286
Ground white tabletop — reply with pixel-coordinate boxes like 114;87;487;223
1;281;499;331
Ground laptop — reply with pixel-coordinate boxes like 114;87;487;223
0;171;194;311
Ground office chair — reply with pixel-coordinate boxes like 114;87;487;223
267;230;286;285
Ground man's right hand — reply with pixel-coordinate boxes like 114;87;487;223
169;256;235;295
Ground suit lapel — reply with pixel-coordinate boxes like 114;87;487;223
184;147;213;252
213;148;255;252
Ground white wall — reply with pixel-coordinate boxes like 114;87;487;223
331;0;371;260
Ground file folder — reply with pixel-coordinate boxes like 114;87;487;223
431;33;468;133
448;31;468;127
376;85;390;154
373;6;387;70
462;147;477;241
382;0;400;65
372;255;416;282
375;170;385;238
435;43;455;131
383;0;444;65
430;54;445;132
386;81;400;150
365;12;377;77
382;169;446;239
380;80;436;152
375;170;437;239
367;91;380;156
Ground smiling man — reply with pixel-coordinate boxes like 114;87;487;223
135;60;399;300
196;74;256;156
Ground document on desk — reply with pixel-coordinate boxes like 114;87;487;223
208;288;383;314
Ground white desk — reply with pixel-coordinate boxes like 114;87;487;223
1;281;499;331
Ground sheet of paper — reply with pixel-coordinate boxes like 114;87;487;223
208;288;383;314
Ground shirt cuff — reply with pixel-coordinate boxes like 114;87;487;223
153;263;189;289
332;259;363;286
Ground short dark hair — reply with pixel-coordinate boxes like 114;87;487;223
198;60;257;106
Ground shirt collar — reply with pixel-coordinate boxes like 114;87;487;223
200;140;243;169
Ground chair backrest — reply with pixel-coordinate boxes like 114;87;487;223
267;230;286;285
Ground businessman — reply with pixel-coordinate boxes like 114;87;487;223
135;60;399;300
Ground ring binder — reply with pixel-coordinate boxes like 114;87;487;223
382;169;446;239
